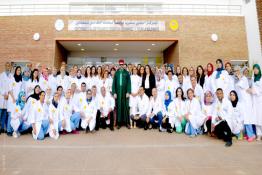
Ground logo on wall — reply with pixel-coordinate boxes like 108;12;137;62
169;20;179;31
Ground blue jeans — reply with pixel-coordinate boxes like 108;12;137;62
37;120;49;140
185;122;197;136
0;108;7;131
58;120;75;131
245;124;255;138
71;112;81;129
18;120;31;133
7;112;13;133
150;112;163;127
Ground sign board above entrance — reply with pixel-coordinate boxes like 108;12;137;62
68;20;166;31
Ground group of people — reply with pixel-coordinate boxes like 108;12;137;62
0;59;261;147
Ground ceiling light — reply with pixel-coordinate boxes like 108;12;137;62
81;48;85;51
114;48;118;51
147;48;151;51
77;43;81;46
115;43;119;46
151;43;155;46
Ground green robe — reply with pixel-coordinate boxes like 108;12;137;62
112;68;131;126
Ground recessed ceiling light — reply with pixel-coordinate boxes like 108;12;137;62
77;43;81;46
115;43;119;46
147;48;151;51
151;43;156;46
114;48;118;51
81;48;85;51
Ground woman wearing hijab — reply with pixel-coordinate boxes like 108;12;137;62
203;63;214;93
229;90;244;140
10;91;31;138
49;92;60;140
247;64;262;141
160;91;175;133
235;66;256;142
6;66;23;136
211;59;230;97
202;91;216;136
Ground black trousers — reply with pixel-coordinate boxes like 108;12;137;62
96;110;114;130
214;120;232;142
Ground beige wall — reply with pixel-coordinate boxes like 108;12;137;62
0;15;248;71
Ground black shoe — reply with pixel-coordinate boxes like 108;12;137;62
127;125;131;129
7;132;12;136
167;129;173;133
225;141;232;147
86;126;90;133
110;127;114;131
144;125;148;130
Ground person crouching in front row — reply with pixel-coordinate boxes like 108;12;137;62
80;89;97;133
96;87;115;131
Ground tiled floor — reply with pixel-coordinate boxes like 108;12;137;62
1;128;262;175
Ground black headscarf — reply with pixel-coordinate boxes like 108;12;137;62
26;85;41;102
230;90;239;108
14;66;22;83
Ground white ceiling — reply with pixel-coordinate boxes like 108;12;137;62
59;41;174;53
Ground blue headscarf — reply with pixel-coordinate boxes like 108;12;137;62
16;91;26;110
22;67;30;81
164;91;172;110
215;59;224;79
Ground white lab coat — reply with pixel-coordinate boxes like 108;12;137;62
147;96;164;117
0;72;12;109
231;102;244;135
48;103;60;140
185;98;205;129
251;79;262;126
156;79;165;101
11;104;27;132
48;74;57;95
130;75;141;107
26;79;40;97
7;77;22;112
235;76;255;125
213;98;233;130
39;76;49;92
28;100;49;140
189;84;204;105
131;94;149;116
211;70;230;96
163;101;176;128
99;78;112;94
59;98;74;132
174;98;187;128
98;94;115;117
57;75;70;91
80;99;97;131
203;75;213;93
164;78;179;99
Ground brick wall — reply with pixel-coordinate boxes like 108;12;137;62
0;15;248;71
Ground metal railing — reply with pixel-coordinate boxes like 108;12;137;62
0;3;242;16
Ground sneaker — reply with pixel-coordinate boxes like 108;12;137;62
71;130;79;134
7;132;12;137
256;136;261;141
189;134;196;138
237;132;243;140
12;132;18;138
61;130;67;135
225;141;232;147
247;136;256;142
